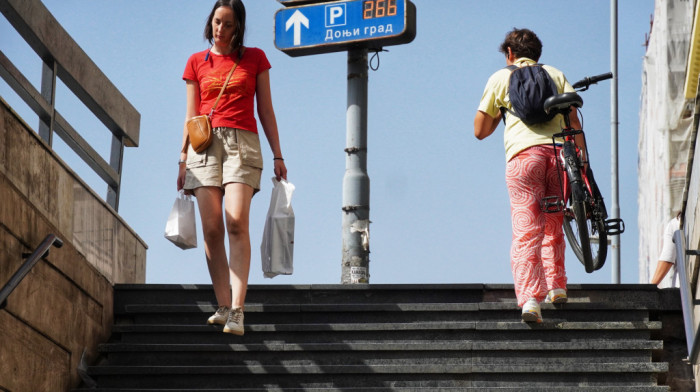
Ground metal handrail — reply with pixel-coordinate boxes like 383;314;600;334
0;234;63;309
674;229;700;363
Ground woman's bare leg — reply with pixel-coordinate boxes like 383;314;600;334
223;182;254;308
194;186;231;307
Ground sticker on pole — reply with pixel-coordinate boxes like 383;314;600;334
350;266;368;283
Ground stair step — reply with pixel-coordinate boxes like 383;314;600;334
110;321;661;345
100;340;663;353
74;388;671;392
112;321;662;332
119;302;659;313
113;284;666;307
87;362;669;375
97;340;661;367
116;302;653;324
83;363;668;389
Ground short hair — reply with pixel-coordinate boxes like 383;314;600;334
499;28;543;62
204;0;246;56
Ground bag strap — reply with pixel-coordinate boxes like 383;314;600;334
499;65;519;124
209;47;246;117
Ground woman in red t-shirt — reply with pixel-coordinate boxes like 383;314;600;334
176;0;287;335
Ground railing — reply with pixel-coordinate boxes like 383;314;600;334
0;0;140;211
675;230;697;363
0;234;63;310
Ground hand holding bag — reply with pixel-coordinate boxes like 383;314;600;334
186;51;243;153
164;190;198;250
261;178;295;278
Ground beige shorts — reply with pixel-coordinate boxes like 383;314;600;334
184;127;263;194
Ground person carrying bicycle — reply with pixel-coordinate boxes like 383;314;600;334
474;28;582;323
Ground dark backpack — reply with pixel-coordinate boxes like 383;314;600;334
500;64;558;125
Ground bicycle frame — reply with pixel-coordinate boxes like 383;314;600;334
541;127;591;214
558;129;589;209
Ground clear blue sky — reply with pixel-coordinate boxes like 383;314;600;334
0;0;654;285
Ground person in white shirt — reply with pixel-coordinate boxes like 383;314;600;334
651;214;681;287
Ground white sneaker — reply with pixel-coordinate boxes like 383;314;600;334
521;298;542;323
223;307;245;335
546;288;568;304
207;306;230;325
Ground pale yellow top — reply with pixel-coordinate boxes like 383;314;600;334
478;58;575;161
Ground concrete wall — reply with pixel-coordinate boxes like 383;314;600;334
0;98;147;391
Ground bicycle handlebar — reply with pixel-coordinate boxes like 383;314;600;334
572;72;613;90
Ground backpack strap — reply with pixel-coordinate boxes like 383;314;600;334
499;65;520;125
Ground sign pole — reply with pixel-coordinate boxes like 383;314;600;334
341;48;371;284
610;0;621;283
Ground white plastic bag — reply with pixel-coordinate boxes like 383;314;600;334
164;190;197;250
261;177;295;278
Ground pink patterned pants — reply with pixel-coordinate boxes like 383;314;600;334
505;145;567;307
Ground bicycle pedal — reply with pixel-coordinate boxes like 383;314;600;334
540;196;563;213
605;218;625;235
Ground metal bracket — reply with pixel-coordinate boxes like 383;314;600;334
342;205;369;212
22;250;50;259
344;147;367;154
0;235;63;311
686;250;700;256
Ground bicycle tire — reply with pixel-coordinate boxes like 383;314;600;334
567;185;594;272
585;169;608;269
561;144;607;272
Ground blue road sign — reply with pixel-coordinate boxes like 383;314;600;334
275;0;416;57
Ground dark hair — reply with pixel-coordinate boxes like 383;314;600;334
499;28;542;62
204;0;246;55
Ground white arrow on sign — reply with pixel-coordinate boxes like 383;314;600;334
285;10;309;46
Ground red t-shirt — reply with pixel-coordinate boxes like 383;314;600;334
182;47;271;134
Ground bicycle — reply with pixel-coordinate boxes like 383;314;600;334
541;72;625;273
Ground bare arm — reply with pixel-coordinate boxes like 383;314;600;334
569;107;581;130
474;110;501;140
177;80;200;190
256;69;287;181
650;261;674;285
569;107;586;151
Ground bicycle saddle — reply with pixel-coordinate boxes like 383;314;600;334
543;92;583;115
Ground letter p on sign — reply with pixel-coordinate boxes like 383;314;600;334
325;4;346;27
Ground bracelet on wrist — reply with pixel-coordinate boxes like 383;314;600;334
178;160;186;165
273;157;284;161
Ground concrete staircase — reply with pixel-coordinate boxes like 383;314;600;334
73;284;681;391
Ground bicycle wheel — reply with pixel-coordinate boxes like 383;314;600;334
561;150;607;272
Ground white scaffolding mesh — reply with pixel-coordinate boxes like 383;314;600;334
638;0;695;287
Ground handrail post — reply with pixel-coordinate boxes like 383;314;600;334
107;135;124;210
0;234;63;309
38;58;57;145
